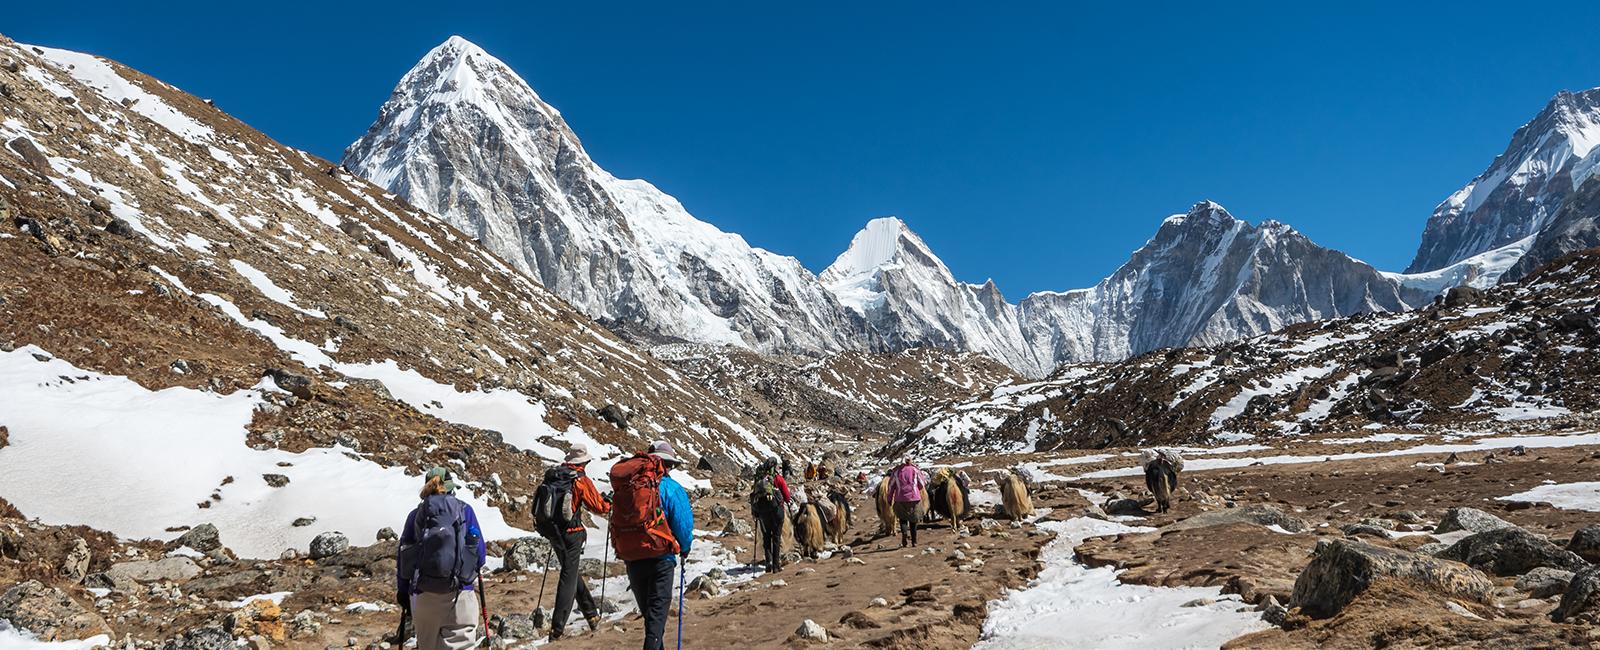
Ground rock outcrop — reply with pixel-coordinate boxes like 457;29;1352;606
1290;539;1494;619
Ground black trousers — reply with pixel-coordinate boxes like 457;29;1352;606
550;528;597;635
625;556;676;650
756;504;785;570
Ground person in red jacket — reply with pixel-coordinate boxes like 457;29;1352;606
543;445;611;640
749;458;792;573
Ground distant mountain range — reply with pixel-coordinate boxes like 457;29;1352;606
345;37;1600;377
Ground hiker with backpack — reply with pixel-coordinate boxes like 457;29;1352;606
749;458;792;573
397;467;488;650
888;457;926;548
608;441;694;650
533;444;611;640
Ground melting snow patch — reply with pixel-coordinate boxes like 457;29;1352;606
976;517;1268;649
0;346;525;558
1499;482;1600;512
230;259;326;318
0;628;111;650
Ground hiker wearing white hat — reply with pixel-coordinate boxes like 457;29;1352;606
531;443;611;639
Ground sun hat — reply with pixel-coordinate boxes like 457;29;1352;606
564;444;593;465
424;466;458;493
648;440;683;465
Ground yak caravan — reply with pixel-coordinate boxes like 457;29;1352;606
6;4;1600;649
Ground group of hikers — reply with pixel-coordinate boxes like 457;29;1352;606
394;440;693;650
390;443;1063;649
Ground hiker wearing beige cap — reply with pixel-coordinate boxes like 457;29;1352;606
531;444;611;639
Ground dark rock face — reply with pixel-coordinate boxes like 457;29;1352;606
1568;524;1600;564
1516;567;1576;598
1290;539;1494;619
176;523;222;553
1507;169;1600;280
1436;527;1589;577
0;580;109;640
308;531;350;559
1553;566;1600;624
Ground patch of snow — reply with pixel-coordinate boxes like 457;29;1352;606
1499;482;1600;511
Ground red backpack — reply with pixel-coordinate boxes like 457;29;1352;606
608;453;680;561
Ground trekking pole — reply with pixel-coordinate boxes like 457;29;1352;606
676;561;686;650
601;525;611;608
752;518;762;567
535;546;555;608
477;573;493;645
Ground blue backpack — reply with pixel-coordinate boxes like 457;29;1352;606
399;494;481;592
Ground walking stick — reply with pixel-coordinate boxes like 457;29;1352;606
477;573;493;645
676;561;686;650
752;517;762;567
535;546;555;608
601;525;611;608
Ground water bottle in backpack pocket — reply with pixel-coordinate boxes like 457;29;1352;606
532;466;578;536
407;493;481;592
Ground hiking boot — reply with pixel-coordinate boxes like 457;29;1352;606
549;629;564;641
586;613;603;631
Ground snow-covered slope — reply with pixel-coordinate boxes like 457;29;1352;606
1408;88;1600;274
343;36;868;355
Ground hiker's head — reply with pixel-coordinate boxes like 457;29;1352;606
901;456;912;467
564;444;593;466
420;466;458;499
647;440;682;469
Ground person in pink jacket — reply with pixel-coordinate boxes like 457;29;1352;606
887;457;926;547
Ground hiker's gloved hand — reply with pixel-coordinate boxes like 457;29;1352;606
395;588;408;611
602;492;613;504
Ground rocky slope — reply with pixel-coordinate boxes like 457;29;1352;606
343;36;870;356
894;247;1600;457
0;34;791;562
1408;88;1600;276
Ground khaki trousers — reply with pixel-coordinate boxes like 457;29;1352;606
411;589;480;650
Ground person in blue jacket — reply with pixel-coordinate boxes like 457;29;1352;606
625;440;694;650
397;467;488;650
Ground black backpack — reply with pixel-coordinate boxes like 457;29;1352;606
532;466;579;536
398;494;481;593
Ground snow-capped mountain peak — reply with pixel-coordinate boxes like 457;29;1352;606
345;37;868;355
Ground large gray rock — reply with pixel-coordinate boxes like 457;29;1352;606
502;537;553;572
176;523;222;553
104;557;202;583
0;580;109;640
160;625;234;650
795;618;829;642
308;531;350;559
1515;567;1576;598
59;537;91;583
1553;565;1600;624
494;612;547;639
1163;504;1309;534
1436;527;1589;576
1290;539;1494;619
1567;524;1600;564
1433;507;1517;535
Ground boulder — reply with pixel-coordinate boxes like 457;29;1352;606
1290;539;1494;619
709;504;733;522
226;598;285;642
1553;566;1600;624
264;368;313;401
1515;567;1575;599
159;625;234;650
0;580;109;640
1443;285;1483;308
503;537;553;572
1433;507;1515;535
580;557;621;579
376;527;398;542
1163;504;1309;534
288;610;320;639
177;523;223;553
795;619;829;642
494;612;546;639
262;474;290;488
59;537;91;583
1567;525;1600;564
695;453;740;476
308;531;349;559
721;518;752;536
1436;527;1589;576
104;557;201;583
1103;498;1152;516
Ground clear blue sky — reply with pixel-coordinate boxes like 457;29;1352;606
10;2;1600;294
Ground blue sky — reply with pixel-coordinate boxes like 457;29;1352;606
10;2;1600;294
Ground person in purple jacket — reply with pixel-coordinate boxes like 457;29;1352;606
397;467;488;650
888;457;926;548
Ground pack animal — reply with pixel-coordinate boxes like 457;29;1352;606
927;468;972;533
792;502;826;558
999;470;1033;520
1140;449;1183;514
823;489;852;544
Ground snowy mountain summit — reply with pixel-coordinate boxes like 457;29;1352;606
344;36;869;353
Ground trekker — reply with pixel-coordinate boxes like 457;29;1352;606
749;458;792;573
888;457;925;547
608;441;694;650
397;467;488;650
533;444;611;639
